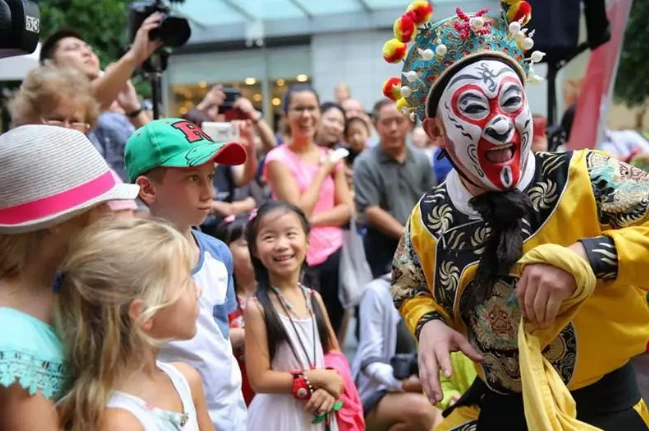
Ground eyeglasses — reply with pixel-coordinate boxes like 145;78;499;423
288;106;319;116
42;118;90;133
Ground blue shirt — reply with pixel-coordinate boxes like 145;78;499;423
89;112;135;182
0;308;68;400
158;230;246;429
192;230;237;339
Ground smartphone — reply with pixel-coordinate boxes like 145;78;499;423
202;122;240;143
329;148;350;164
219;88;241;113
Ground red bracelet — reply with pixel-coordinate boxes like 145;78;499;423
291;372;311;401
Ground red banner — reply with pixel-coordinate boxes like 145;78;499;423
567;0;633;150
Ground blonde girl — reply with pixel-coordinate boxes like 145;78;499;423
0;125;138;431
55;217;213;431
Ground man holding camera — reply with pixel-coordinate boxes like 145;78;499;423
40;13;162;113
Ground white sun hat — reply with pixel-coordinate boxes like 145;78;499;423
0;125;140;234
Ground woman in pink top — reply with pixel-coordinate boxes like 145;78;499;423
264;84;353;339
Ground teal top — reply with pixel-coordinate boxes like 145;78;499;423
0;307;68;400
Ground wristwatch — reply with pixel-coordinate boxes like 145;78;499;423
126;107;143;118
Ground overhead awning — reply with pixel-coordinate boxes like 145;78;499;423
172;0;498;45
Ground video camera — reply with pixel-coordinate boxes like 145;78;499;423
0;0;39;60
128;0;190;48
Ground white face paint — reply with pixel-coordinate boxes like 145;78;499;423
437;59;533;191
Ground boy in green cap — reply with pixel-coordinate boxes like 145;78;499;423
125;118;248;429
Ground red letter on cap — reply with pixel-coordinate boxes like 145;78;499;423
172;121;213;143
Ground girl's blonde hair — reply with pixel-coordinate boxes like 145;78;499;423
8;64;99;127
55;217;194;431
0;231;42;279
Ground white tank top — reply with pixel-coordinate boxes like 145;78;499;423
106;361;199;431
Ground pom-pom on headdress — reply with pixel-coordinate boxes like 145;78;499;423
381;0;544;123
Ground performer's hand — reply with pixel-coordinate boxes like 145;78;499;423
418;319;483;405
516;260;578;329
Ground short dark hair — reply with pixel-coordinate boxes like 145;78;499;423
371;98;395;123
40;29;85;64
320;102;346;119
344;116;370;136
281;84;320;114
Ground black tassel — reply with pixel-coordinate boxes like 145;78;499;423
467;189;533;304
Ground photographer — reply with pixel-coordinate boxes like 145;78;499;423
188;84;277;154
40;14;162;112
352;275;442;431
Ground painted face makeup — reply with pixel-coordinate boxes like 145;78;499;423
438;59;532;191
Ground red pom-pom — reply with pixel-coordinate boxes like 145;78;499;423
382;77;402;101
507;1;532;26
406;1;433;25
394;15;417;43
382;39;408;63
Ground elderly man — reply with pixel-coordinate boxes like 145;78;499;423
354;99;435;278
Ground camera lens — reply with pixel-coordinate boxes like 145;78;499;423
149;15;191;48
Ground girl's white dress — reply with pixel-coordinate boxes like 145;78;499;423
247;313;339;431
106;361;199;431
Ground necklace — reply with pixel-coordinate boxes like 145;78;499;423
271;285;312;319
272;285;317;370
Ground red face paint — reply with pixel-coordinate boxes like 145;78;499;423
439;60;532;191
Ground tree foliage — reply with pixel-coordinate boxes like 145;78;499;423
39;0;131;69
38;0;151;98
614;0;649;107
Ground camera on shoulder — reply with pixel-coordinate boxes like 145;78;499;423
0;0;39;60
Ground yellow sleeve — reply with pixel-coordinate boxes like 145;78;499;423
582;151;649;288
391;207;452;339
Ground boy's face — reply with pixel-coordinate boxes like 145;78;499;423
141;162;216;230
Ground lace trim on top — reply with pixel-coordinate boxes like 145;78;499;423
0;349;68;400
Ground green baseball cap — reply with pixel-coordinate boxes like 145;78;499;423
124;118;247;182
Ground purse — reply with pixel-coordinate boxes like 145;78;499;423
338;211;373;309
